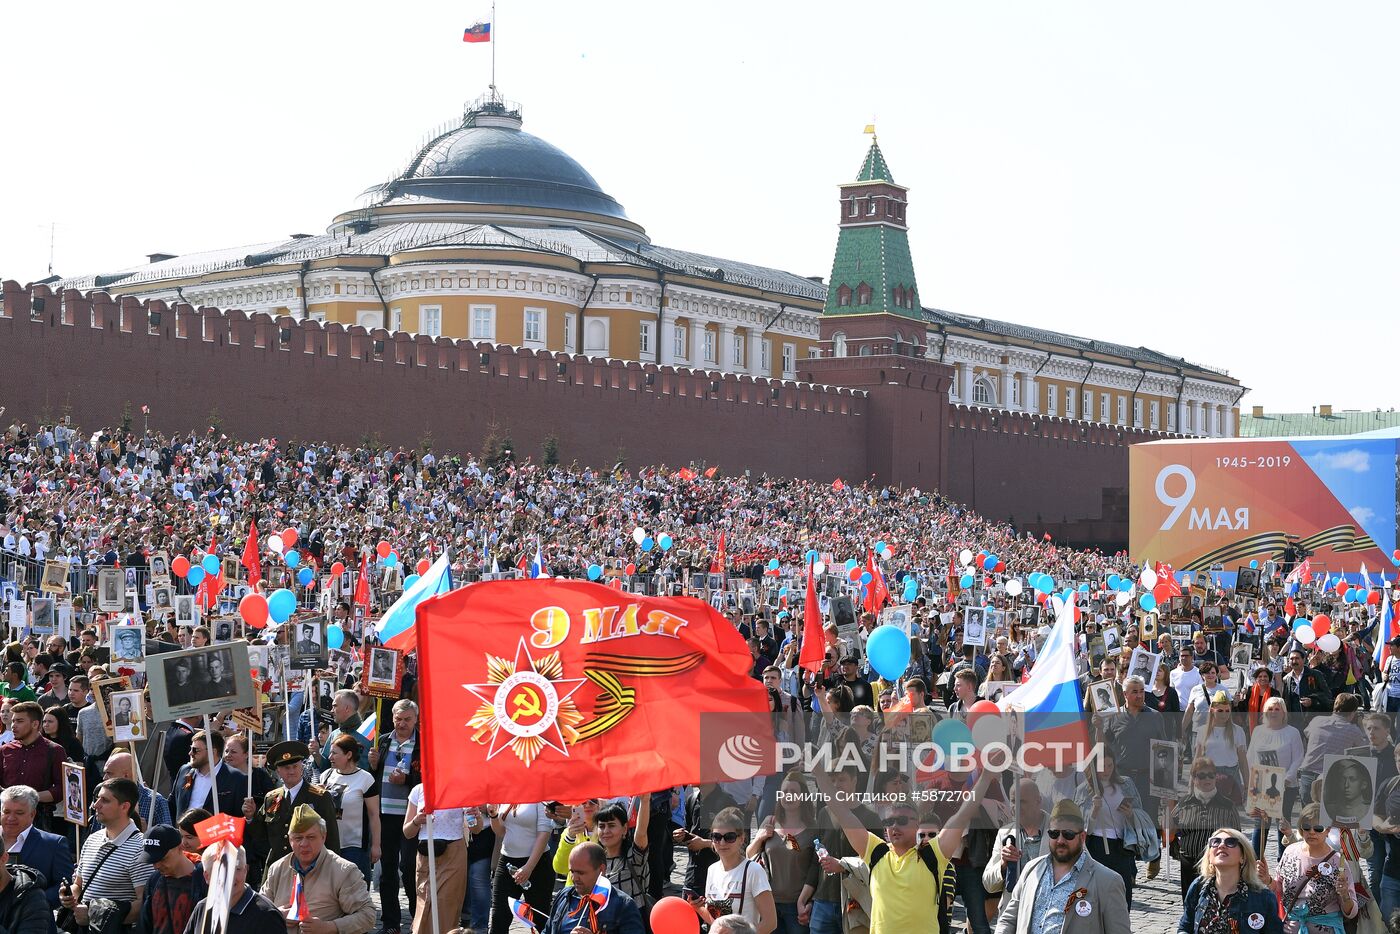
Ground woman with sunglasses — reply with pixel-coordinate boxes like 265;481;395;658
1258;805;1360;934
1171;758;1243;899
1197;691;1249;805
692;806;777;934
1178;827;1282;934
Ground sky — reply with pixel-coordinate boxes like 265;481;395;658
2;1;1397;413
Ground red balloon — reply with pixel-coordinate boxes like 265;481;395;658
330;561;346;578
848;566;862;581
1368;591;1383;606
625;563;636;575
1312;614;1331;635
649;896;700;934
1153;582;1171;604
171;555;191;577
968;699;1000;717
376;540;391;559
282;528;299;549
416;558;430;576
994;561;1006;574
239;593;269;629
1336;580;1350;594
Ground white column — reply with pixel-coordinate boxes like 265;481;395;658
960;364;975;403
1001;369;1015;411
719;323;739;374
1225;406;1235;437
747;328;763;376
690;320;707;368
1021;373;1036;413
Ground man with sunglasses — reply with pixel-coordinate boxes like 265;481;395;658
993;799;1130;934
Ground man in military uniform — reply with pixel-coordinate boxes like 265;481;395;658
295;624;321;659
241;741;339;869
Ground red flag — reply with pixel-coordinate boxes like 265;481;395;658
194;813;244;847
676;467;697;481
703;466;718;479
798;559;825;674
710;532;726;577
242;520;262;589
354;552;370;612
831;479;845;491
863;549;890;615
416;580;771;808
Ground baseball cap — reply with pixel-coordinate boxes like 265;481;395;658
142;825;183;863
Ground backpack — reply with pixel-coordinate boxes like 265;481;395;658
868;841;954;934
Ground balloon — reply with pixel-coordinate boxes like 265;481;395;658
1038;575;1056;593
930;718;973;762
813;562;826;577
659;535;673;551
632;528;646;545
806;549;820;563
1312;614;1331;635
641;537;655;552
326;624;345;650
846;559;859;571
268;588;297;624
284;549;301;569
588;564;603;581
266;535;285;554
994;560;1005;573
903;581;919;600
857;571;870;585
1118;578;1135;593
1368;591;1382;606
1108;574;1121;590
959;549;973;567
649;896;699;934
330;561;346;578
282;528;299;549
1295;624;1316;646
968;699;1007;747
1139;593;1157;612
1153;583;1171;604
1078;583;1090;593
417;558;430;576
403;574;420;589
874;541;887;555
1005;579;1023;597
985;554;999;570
1343;590;1356;604
1116;591;1132;607
866;625;911;680
768;558;781;571
882;547;894;561
238;593;268;627
186;566;206;586
201;554;220;575
297;567;315;586
849;566;863;582
1139;567;1157;590
959;573;975;589
1316;633;1341;653
376;540;391;559
383;552;398;568
625;563;636;575
1249;559;1259;569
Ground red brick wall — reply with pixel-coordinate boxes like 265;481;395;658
0;282;869;481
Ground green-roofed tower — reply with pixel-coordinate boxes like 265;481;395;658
823;130;921;321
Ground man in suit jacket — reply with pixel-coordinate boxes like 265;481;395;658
994;799;1131;934
171;731;245;818
0;784;73;908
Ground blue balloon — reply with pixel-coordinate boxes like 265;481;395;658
985;554;999;569
383;552;398;568
904;583;919;601
806;549;819;563
860;571;873;585
1107;574;1122;590
403;573;420;589
1116;578;1132;592
1078;583;1090;593
1293;615;1308;630
297;567;314;587
186;566;206;586
866;625;911;680
845;559;859;571
779;587;789;598
326;624;345;650
1249;559;1259;569
201;554;220;576
588;564;603;580
268;588;297;623
1040;575;1056;593
284;549;301;569
874;541;887;555
1140;593;1157;612
641;537;655;552
959;573;975;589
768;558;781;570
930;718;974;761
658;534;673;551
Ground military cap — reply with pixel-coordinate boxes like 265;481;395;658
266;740;310;768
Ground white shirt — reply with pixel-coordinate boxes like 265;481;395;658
191;762;221;811
1170;665;1203;701
406;785;464;842
5;826;30;853
704;858;772;930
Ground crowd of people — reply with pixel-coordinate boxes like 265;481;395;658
0;415;1398;934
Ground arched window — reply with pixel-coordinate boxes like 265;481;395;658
972;375;997;407
832;332;847;357
856;283;872;305
837;285;852;307
893;286;905;308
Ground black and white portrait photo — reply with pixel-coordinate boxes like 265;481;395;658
1127;647;1160;687
290;618;328;670
1319;754;1376;831
1149;739;1179;799
316;676;335;712
174;594;197;627
1230;642;1254;670
213;619;234;643
112;689;146;743
149;552;170;581
29;597;55;636
962;606;987;648
365;646;402;697
255;703;286;753
1235;566;1262;597
40;560;69;595
880;604;913;635
97;568;124;612
1102;626;1120;656
152;586;174;614
147;643;254;721
1088;679;1119;714
62;762;86;826
110;624;145;666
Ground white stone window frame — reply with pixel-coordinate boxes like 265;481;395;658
523;306;546;348
470;304;496;342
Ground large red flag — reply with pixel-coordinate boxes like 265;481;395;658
416;580;771;808
354;552;370;612
863;549;890;615
242;521;262;589
798;559;825;674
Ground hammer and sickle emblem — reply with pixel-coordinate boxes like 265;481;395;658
511;685;543;721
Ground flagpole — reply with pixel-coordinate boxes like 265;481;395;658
426;812;441;934
490;0;497;93
203;714;220;816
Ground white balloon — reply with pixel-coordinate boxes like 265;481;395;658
959;549;973;567
1005;579;1023;597
1139;568;1157;590
1316;633;1341;653
1115;591;1132;607
882;547;893;560
266;535;284;554
1295;624;1317;646
813;561;826;577
970;710;1008;748
632;527;646;545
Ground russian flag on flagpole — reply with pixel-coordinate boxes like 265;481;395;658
529;538;549;579
355;712;377;744
1001;592;1090;769
463;22;491;42
1375;593;1396;669
378;553;454;651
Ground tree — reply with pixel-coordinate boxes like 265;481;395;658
542;435;559;466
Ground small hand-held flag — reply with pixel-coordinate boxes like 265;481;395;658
463;22;492;42
798;558;825;674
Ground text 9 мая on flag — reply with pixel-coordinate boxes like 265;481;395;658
416;579;773;809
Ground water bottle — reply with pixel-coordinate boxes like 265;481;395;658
814;838;828;859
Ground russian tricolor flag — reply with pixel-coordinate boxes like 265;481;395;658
1375;594;1396;669
463;22;491;42
1001;593;1090;770
377;553;454;651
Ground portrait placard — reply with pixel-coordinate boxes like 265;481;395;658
255;703;286;754
289;616;328;670
1149;739;1179;799
174;594;198;627
1245;764;1287;821
879;604;913;636
1319;754;1376;831
111;689;146;743
91;676;133;738
1088;679;1121;714
961;606;987;648
62;761;87;826
146;643;255;722
149;552;171;583
29;596;55;636
41;560;69;595
1126;647;1161;687
109;624;146;669
364;646;403;698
